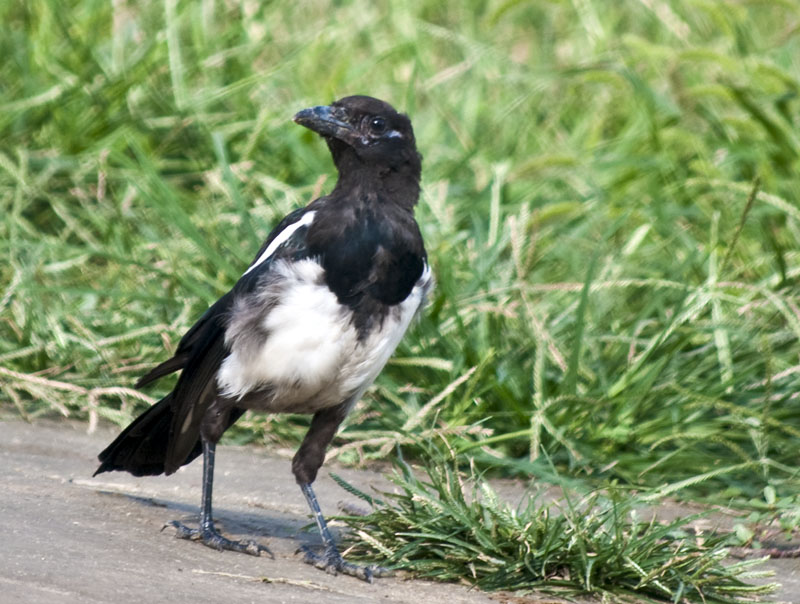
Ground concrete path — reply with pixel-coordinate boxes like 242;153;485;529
1;419;797;603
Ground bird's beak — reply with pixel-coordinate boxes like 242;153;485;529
293;105;362;145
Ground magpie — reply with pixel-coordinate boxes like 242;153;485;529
94;95;431;582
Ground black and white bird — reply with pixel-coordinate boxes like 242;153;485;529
94;95;431;582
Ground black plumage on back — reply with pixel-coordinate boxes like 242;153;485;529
95;95;431;582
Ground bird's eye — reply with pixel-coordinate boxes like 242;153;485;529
368;116;387;134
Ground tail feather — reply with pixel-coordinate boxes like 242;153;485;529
94;394;202;477
94;395;247;477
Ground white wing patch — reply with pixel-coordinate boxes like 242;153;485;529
243;211;316;276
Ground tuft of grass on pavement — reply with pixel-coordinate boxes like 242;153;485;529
333;446;777;603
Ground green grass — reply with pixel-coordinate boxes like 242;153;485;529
333;446;777;603
2;0;800;599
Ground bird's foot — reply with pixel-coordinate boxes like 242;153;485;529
300;543;392;583
165;520;272;557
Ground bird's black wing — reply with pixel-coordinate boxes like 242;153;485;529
136;206;314;473
135;207;309;389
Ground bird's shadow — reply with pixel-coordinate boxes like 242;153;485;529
94;488;329;547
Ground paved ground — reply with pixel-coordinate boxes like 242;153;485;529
1;419;797;603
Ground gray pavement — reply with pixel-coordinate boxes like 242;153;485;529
0;419;797;603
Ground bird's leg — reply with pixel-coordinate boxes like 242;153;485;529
167;439;271;557
293;405;391;581
299;482;391;582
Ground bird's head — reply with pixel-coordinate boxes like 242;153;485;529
293;95;421;197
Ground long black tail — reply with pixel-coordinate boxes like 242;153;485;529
94;396;246;477
94;394;202;477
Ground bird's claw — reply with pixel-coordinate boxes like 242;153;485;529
299;544;392;583
165;520;272;557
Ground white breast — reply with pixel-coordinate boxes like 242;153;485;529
216;260;432;413
338;262;432;397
